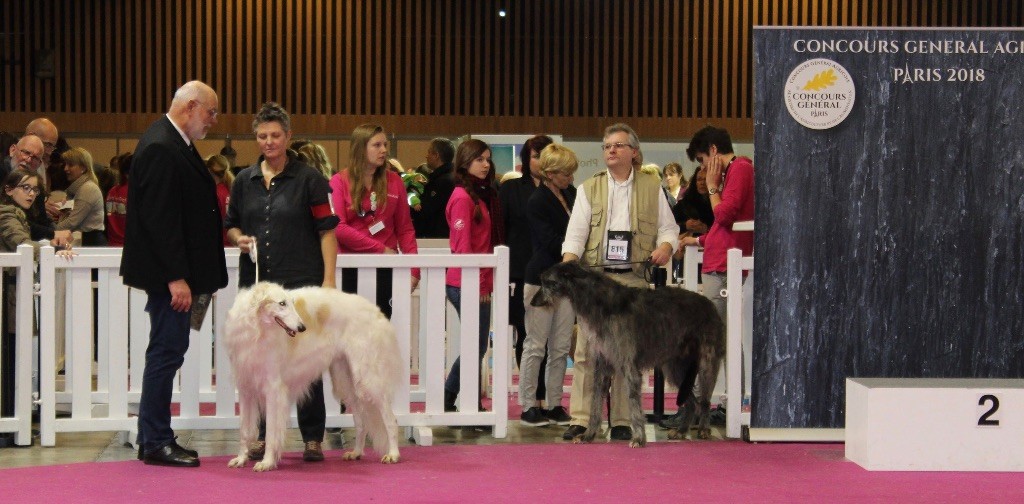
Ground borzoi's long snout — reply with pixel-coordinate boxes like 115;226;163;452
274;316;306;337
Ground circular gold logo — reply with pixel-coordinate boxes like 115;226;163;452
784;58;856;130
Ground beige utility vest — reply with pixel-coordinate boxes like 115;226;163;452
581;170;662;276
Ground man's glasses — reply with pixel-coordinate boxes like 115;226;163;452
18;148;42;164
193;100;219;118
16;184;41;195
601;142;633;152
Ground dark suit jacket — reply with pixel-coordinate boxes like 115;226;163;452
119;116;228;295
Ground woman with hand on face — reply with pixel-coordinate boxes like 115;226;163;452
56;147;107;246
224;102;339;463
330;124;419;317
443;139;503;412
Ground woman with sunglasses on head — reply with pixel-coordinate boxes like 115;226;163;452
225;102;339;463
443;139;503;412
330;124;419;318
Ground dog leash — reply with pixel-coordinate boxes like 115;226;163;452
585;259;666;285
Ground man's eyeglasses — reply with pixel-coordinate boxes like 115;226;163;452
18;148;42;165
193;100;219;118
16;184;41;195
601;142;633;152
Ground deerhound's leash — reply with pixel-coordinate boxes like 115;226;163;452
585;259;666;284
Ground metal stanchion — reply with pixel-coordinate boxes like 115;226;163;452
646;266;667;423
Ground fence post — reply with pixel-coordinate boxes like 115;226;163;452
38;246;56;446
11;245;34;445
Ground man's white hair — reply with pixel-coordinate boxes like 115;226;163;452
172;80;206;105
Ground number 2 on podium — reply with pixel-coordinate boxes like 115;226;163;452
977;394;1000;427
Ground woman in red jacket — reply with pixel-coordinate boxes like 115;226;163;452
443;139;503;412
330;124;419;317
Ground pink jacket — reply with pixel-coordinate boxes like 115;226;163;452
330;169;419;277
698;156;754;273
445;187;493;294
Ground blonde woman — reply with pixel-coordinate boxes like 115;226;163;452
330;124;419;318
519;144;578;426
205;154;234;246
297;142;333;179
57;147;106;246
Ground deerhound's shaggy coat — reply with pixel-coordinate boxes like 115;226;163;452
532;262;724;446
223;282;402;471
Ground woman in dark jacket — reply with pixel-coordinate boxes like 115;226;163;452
518;144;579;426
498;134;553;408
225;102;339;462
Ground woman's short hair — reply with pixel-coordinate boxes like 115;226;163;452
539;144;578;177
252;102;291;132
640;163;662;180
61;147;97;184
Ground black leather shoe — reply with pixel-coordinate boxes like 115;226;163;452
610;426;632;440
562;425;586;440
138;440;198;460
142;444;200;467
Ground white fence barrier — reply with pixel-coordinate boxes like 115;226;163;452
33;245;509;447
681;244;754;439
0;245;35;446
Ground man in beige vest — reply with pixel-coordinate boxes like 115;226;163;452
559;123;679;440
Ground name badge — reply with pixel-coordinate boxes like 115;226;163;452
368;220;385;235
606;230;630;262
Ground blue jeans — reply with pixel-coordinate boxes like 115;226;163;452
137;292;191;453
443;286;492;398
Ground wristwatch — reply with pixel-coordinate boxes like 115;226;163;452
708;187;720;195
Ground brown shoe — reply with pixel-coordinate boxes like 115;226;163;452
303;440;324;462
247;440;266;460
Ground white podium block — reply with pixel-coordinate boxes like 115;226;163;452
846;378;1024;471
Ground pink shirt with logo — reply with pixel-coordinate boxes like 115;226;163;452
445;186;493;294
330;169;419;276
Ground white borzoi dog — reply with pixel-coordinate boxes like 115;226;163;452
223;282;402;471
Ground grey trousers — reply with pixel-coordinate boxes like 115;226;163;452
520;283;575;409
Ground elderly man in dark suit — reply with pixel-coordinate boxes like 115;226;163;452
120;80;228;467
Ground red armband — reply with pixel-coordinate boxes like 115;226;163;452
311;203;333;219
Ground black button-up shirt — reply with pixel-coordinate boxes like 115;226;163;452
224;155;339;289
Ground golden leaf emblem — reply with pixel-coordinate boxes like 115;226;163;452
802;69;837;91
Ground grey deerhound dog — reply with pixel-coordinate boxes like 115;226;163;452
531;261;724;446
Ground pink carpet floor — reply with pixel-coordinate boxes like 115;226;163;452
4;442;1022;503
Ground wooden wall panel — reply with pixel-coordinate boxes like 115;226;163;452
2;0;1022;141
